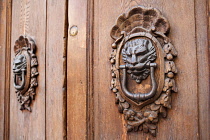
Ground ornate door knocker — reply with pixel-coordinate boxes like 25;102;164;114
13;35;38;111
110;6;177;136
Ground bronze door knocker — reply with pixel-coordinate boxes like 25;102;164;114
13;35;38;111
110;6;178;136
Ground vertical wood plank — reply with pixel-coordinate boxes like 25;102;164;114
93;0;199;139
45;0;68;139
209;0;210;49
93;0;125;139
87;0;95;139
9;0;46;139
4;0;12;139
0;0;7;139
67;0;88;139
195;0;210;139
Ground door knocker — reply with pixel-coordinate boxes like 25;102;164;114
13;35;38;111
110;6;177;136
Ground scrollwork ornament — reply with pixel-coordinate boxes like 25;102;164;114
13;35;38;111
110;6;177;136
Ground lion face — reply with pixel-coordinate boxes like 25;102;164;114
122;38;156;83
13;54;27;75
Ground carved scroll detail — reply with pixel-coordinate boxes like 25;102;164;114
13;35;38;111
110;6;177;136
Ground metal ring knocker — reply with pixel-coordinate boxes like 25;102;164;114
13;68;26;90
13;54;27;90
110;5;178;136
13;35;38;111
119;62;157;102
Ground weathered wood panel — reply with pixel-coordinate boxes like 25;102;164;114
46;0;67;139
195;0;210;139
93;0;125;139
93;0;200;139
67;0;88;139
9;0;46;139
0;0;208;139
3;0;12;139
86;0;95;139
0;0;7;139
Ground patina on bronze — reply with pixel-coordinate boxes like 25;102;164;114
13;35;38;111
110;6;177;136
120;38;157;102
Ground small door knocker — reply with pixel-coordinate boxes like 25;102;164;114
13;35;38;111
110;6;177;136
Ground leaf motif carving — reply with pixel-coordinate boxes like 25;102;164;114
13;35;38;111
163;43;178;56
163;78;177;92
165;61;177;73
110;6;177;136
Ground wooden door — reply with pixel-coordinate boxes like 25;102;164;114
67;0;210;140
0;0;68;139
0;0;209;140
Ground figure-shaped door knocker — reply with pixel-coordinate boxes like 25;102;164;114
110;6;177;136
13;35;38;111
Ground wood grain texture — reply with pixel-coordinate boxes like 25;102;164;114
86;0;94;139
46;0;68;139
93;0;200;139
0;0;7;139
4;1;12;139
93;0;126;139
209;0;210;50
67;0;88;139
9;0;46;139
195;0;210;139
0;0;208;139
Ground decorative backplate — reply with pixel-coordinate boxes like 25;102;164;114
110;6;177;136
13;35;38;111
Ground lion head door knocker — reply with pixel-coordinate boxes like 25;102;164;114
13;35;38;111
110;6;177;136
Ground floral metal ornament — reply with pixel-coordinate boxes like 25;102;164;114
110;6;177;136
13;35;38;111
